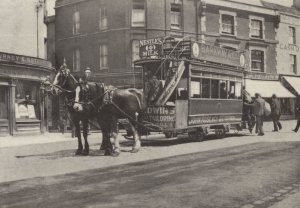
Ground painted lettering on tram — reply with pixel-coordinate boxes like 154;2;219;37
146;106;175;129
188;115;241;126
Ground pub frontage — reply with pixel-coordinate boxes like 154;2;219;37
0;52;52;136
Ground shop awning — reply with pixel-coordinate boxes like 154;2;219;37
245;79;295;98
282;76;300;95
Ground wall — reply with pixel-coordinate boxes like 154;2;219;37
0;0;47;58
276;14;300;75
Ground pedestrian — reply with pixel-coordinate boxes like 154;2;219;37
271;94;282;132
244;93;265;136
242;87;254;133
292;96;300;132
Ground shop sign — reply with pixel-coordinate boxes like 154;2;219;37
0;52;51;68
18;104;29;117
245;72;278;80
188;115;241;126
146;106;175;129
279;43;299;52
27;105;36;119
139;37;163;59
191;42;244;68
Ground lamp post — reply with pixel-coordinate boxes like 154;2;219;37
35;0;43;58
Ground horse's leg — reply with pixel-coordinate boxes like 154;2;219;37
74;120;83;155
129;122;141;153
82;119;89;156
111;116;120;157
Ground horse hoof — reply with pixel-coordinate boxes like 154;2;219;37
75;150;82;155
82;150;89;156
112;151;120;157
131;148;139;153
99;149;106;155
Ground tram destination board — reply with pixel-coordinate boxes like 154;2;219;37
146;106;175;129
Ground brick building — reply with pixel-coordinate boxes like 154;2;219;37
53;0;297;118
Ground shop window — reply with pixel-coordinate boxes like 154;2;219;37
202;79;210;98
0;87;8;119
100;44;108;69
251;50;264;72
15;80;40;120
281;98;292;115
220;11;236;35
72;10;80;35
99;7;108;30
132;40;140;66
289;27;296;45
171;3;182;30
132;0;145;27
250;19;263;39
73;48;80;72
290;54;297;74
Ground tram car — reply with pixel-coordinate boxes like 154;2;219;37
133;37;247;141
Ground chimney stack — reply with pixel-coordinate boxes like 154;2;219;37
294;0;300;10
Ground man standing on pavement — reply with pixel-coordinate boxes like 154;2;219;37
245;93;265;136
271;94;282;132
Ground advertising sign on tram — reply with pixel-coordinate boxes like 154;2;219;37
139;37;163;59
146;106;175;129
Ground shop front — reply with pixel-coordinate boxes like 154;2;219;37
244;72;296;119
0;52;52;136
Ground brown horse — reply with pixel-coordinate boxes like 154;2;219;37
74;84;146;156
43;64;114;156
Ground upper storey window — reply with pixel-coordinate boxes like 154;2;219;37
131;0;145;27
289;26;296;44
171;1;182;30
99;7;108;30
250;16;264;39
251;49;265;72
72;10;80;35
219;11;236;36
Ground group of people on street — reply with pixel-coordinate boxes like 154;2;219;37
243;90;282;136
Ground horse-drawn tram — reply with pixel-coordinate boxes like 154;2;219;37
134;37;246;141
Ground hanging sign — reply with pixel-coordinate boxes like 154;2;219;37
139;37;163;59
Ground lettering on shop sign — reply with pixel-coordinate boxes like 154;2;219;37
0;52;51;68
244;72;278;80
188;115;241;126
139;37;163;59
279;44;300;52
146;106;175;129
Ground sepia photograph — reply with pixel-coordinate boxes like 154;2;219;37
0;0;299;207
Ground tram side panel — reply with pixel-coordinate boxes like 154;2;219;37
188;99;243;128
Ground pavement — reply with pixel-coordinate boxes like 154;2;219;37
0;119;299;148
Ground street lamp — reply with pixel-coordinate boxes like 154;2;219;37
35;0;44;58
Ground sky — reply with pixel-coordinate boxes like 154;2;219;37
46;0;294;16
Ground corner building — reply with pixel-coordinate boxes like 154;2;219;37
54;0;295;118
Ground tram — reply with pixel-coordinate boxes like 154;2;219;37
134;37;247;141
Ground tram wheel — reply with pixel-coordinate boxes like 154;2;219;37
189;129;205;142
164;132;176;138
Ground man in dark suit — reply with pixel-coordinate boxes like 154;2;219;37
271;94;282;132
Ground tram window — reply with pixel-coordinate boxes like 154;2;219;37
220;80;228;99
211;79;219;98
202;79;210;98
235;82;242;98
191;79;201;98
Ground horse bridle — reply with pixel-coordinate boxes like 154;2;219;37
44;69;77;94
